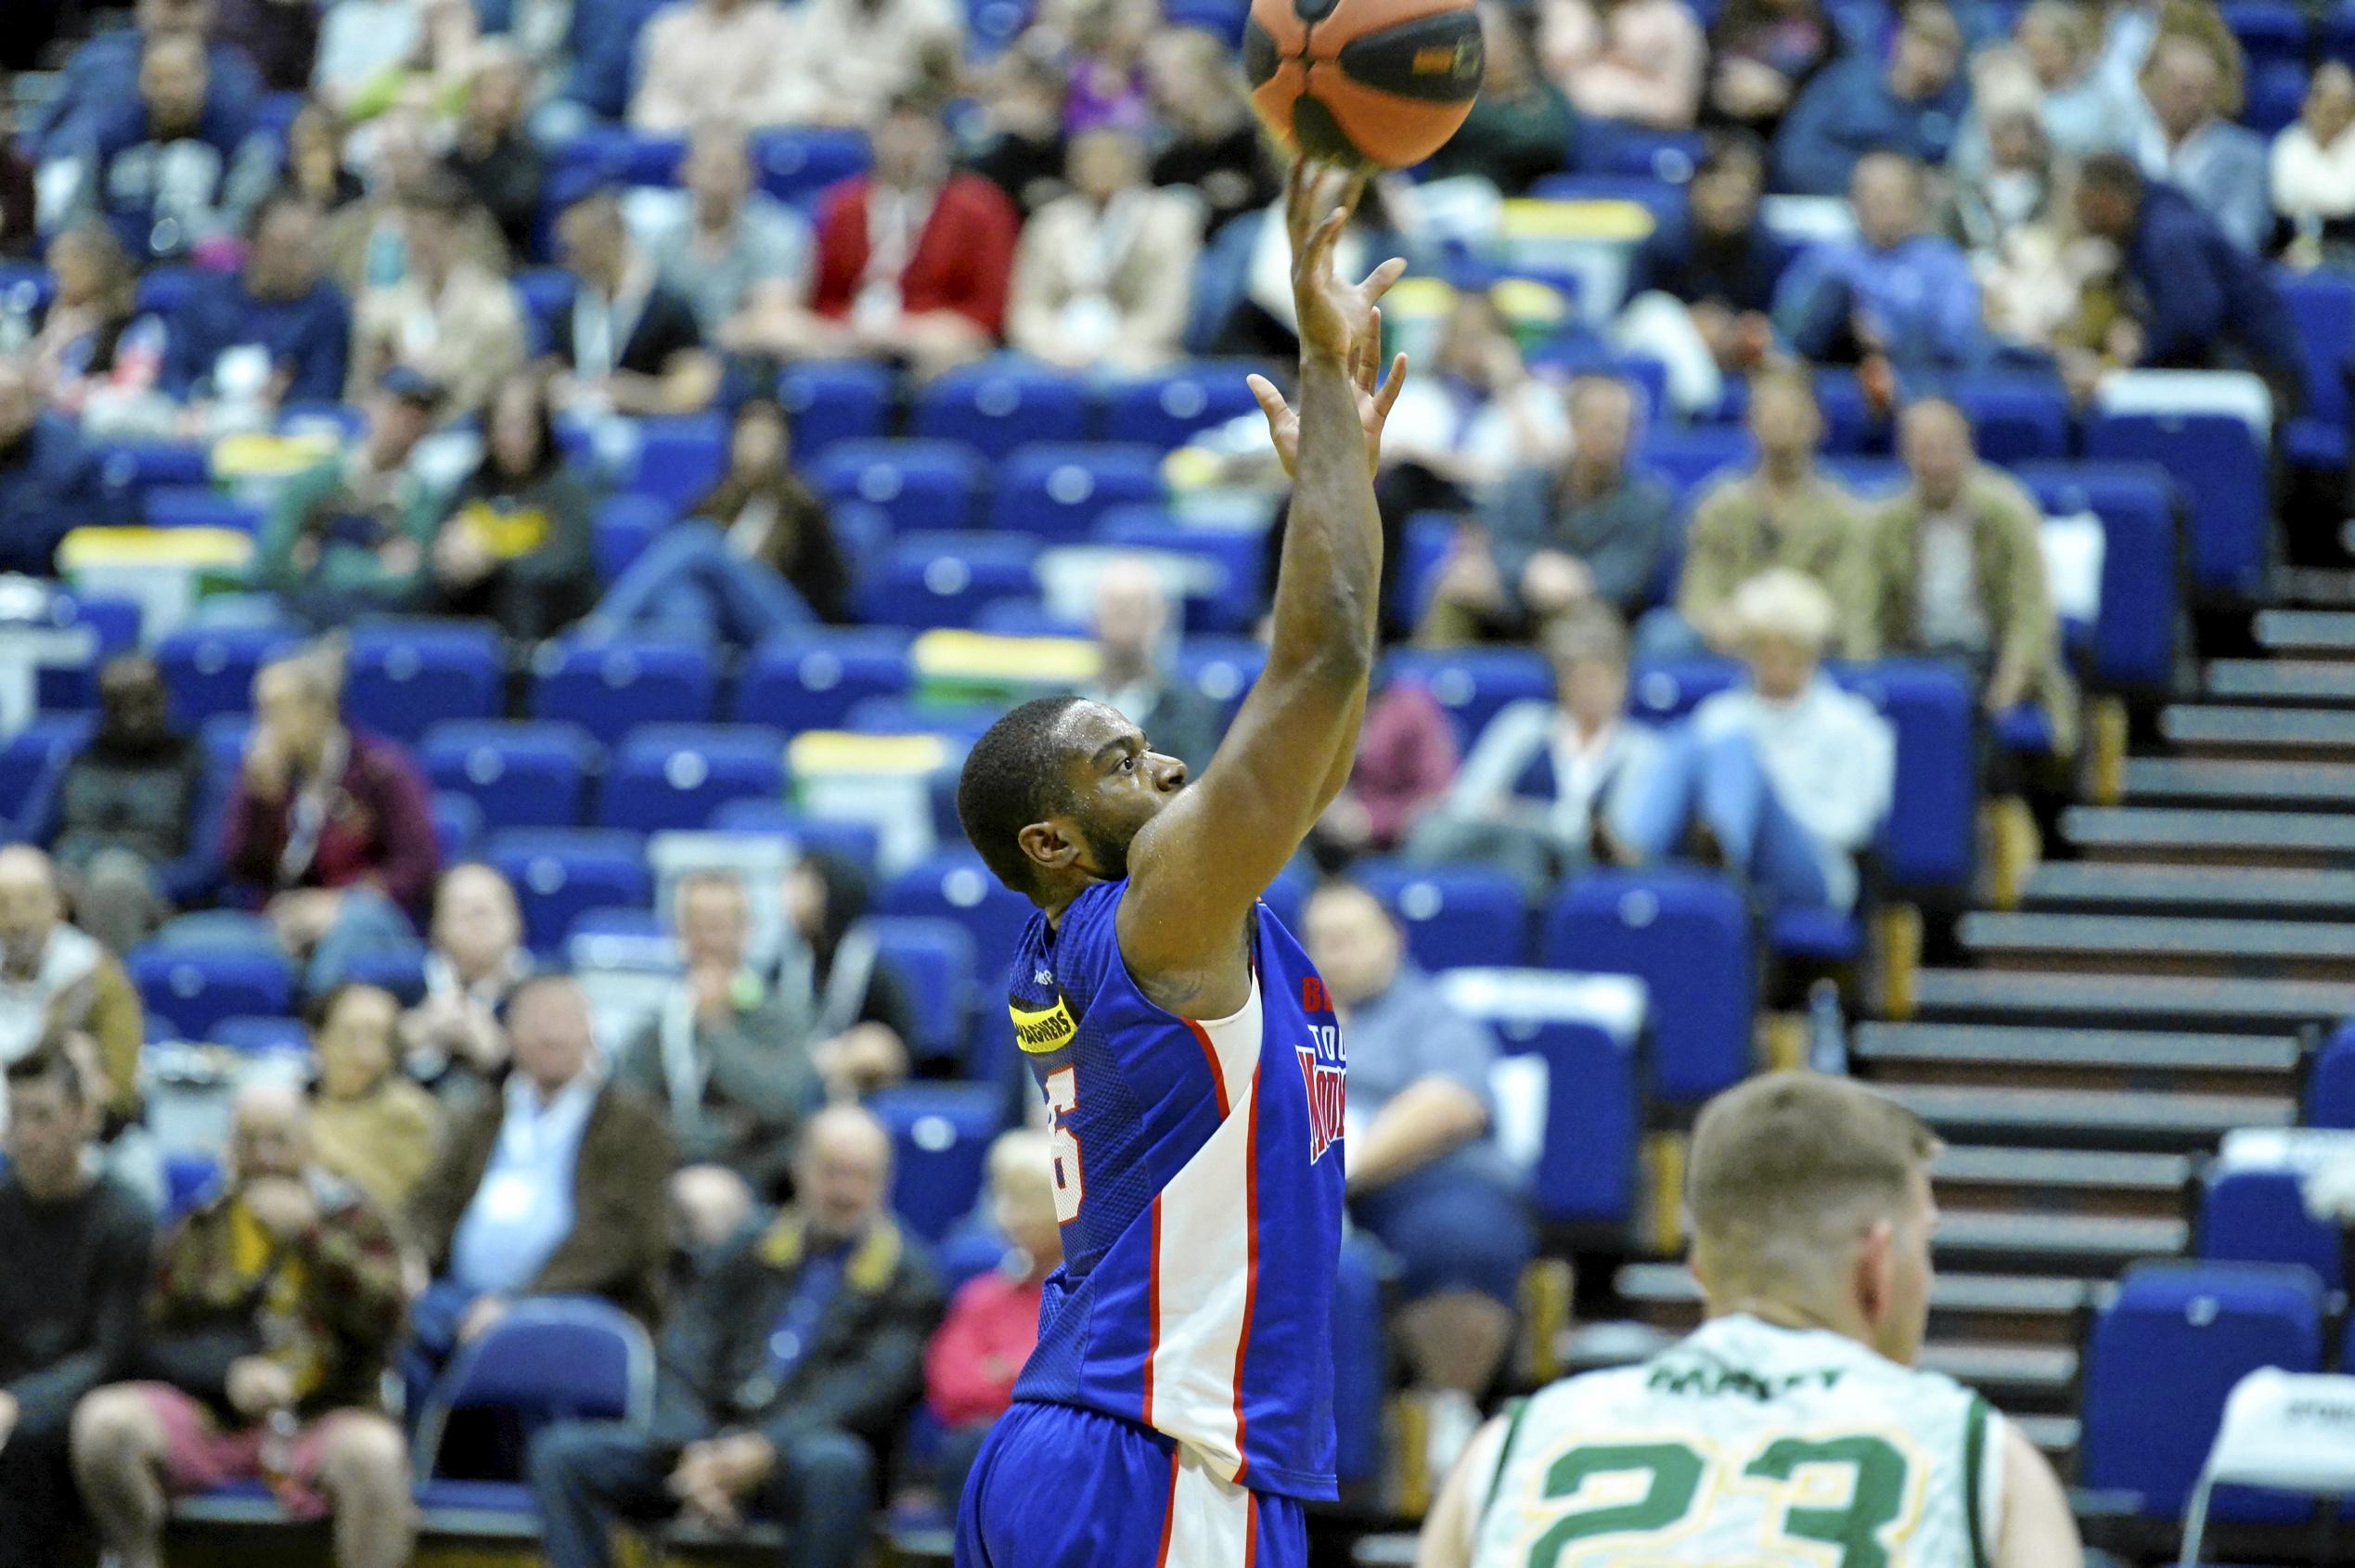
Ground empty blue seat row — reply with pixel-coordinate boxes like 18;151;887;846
804;440;1169;543
421;720;787;835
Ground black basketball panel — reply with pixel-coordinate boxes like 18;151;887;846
1290;94;1376;166
1333;10;1485;103
1242;18;1283;87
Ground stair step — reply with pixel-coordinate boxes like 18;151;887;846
1853;1022;2301;1078
2064;804;2355;862
1884;1083;2289;1151
2124;757;2355;808
2206;661;2355;706
1914;967;2355;1031
1932;1210;2192;1271
2022;862;2355;921
1935;1146;2193;1192
2161;705;2355;756
2014;1414;2078;1460
2274;568;2355;609
2255;609;2355;655
1961;910;2355;977
1919;1343;2079;1407
1615;1266;2093;1348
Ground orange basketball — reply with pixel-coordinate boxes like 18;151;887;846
1242;0;1484;171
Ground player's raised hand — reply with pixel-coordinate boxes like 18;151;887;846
1247;305;1408;479
1283;159;1407;367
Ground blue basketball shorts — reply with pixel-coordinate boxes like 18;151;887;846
954;1401;1308;1568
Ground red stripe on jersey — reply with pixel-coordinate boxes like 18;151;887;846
1243;1489;1260;1567
1183;1016;1231;1119
1142;1195;1163;1429
1229;1060;1263;1485
1152;1446;1181;1567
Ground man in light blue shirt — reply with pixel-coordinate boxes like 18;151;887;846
1775;151;1985;380
629;123;816;346
2134;34;2271;253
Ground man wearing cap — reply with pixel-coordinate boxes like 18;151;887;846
251;367;441;629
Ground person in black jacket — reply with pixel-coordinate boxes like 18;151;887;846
0;1047;153;1568
528;1104;943;1568
423;369;599;641
777;851;919;1091
0;357;101;580
51;654;206;955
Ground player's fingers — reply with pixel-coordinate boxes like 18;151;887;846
1358;256;1409;304
1284;161;1312;241
1354;307;1383;393
1246;373;1289;422
1374;353;1409;418
1304;206;1348;272
1342;169;1369;216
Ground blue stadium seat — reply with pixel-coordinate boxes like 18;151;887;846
1392;511;1456;630
164;1152;220;1220
2328;3;2355;66
1353;861;1530;971
36;592;142;713
1836;661;1976;894
341;943;431;1006
133;266;197;317
421;721;602;831
2201;1166;2343;1289
624;416;729;515
156;624;304;728
142;486;262;533
1094;508;1266;635
530;636;715;745
707;802;882;875
513;267;576;353
1493;1014;1640;1227
412;1298;654;1495
867;916;976;1065
915;362;1090;459
751;126;871;204
433;792;484;863
1948;375;2071;462
734;627;914;732
808;440;989;535
990;443;1166;543
1542;869;1752;1105
1572;122;1703;180
1528;173;1683;219
212;1016;310;1056
0;715;93;839
1766;905;1863;962
2280;269;2355;470
1384;648;1553;751
599;724;787;832
1628;659;1741;723
1174;637;1268;725
879;854;1034;1021
2013;461;2179;689
485;829;654;955
857;533;1041;630
592;494;671;585
128;945;298;1041
2085;409;2268;596
2221;0;2309;72
2309;1022;2355;1128
777;360;892;457
344;621;504;742
0;265;55;323
2079;1261;2325;1522
1098;361;1268;448
967;0;1036;51
872;1082;1006;1243
1639;425;1752;502
973;598;1092;638
846;697;998;747
94;442;208;515
2245;56;2310;134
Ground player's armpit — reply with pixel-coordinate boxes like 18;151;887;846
1415;1414;1506;1568
1993;1416;2083;1568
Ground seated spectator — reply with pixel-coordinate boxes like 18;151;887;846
422;371;598;642
406;975;675;1392
2001;1;2146;159
1423;376;1667;642
283;101;364;217
0;357;101;580
1619;569;1894;911
0;1047;153;1567
1616;132;1795;415
251;369;438;629
2134;32;2270;253
1423;2;1576;194
1301;880;1531;1487
2274;60;2355;265
1775;152;1984;383
28;225;166;424
1079;558;1225;772
161;193;352;432
961;45;1074;220
547;191;721;418
1379;289;1570;510
925;1129;1058;1502
0;850;145;1164
1648;369;1864;658
1408;610;1656;892
631;124;814;352
1959;105;2104;353
1308;674;1460;869
444;45;545;259
1857;400;2078;752
1950;93;2061;257
307;982;444;1219
71;1082;411;1568
45;32;277;265
613;873;820;1251
600;397;849;636
2068;151;2304;411
629;0;802;133
1771;0;1966;195
310;0;423;108
1008;128;1202;371
789;0;964;128
1705;0;1834;134
400;863;531;1109
323;109;508;300
528;1104;942;1568
34;0;264;162
775;851;916;1093
791;95;1022;378
1541;0;1705;129
219;647;440;993
51;655;204;956
348;174;527;418
1143;30;1280;238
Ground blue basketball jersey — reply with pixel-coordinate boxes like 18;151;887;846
1003;878;1347;1502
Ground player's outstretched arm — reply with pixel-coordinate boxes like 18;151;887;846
1415;1414;1505;1568
1994;1419;2084;1568
1117;161;1407;1017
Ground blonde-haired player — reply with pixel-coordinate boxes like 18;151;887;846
1418;1072;2082;1567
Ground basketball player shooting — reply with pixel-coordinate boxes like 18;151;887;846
947;160;1406;1568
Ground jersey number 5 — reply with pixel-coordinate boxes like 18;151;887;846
1047;1066;1083;1225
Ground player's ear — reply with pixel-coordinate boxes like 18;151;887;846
1853;1217;1895;1329
1018;818;1082;877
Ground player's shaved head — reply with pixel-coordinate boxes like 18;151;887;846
959;695;1092;897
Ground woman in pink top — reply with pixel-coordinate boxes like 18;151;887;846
1541;0;1707;129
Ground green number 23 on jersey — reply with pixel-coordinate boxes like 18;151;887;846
1527;1434;1911;1568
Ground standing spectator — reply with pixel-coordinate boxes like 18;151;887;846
252;370;437;628
1617;132;1795;415
27;225;167;425
71;1083;413;1568
1078;558;1226;772
308;983;445;1219
1408;610;1657;892
788;0;963;127
406;975;676;1386
925;1130;1058;1503
0;849;145;1150
1620;569;1894;911
0;357;101;579
2001;1;2147;159
1857;400;2078;752
161;194;352;428
2275;60;2355;264
1301;880;1532;1488
547;191;721;417
1143;30;1280;238
1772;0;1967;195
1378;290;1571;510
2135;32;2270;253
774;852;917;1094
1706;0;1834;134
1777;152;1985;382
444;45;545;259
592;396;849;637
348;174;528;419
528;1105;942;1568
219;647;441;993
0;1048;154;1568
1422;376;1669;642
1653;369;1864;657
311;0;425;107
1541;0;1705;129
1008;129;1203;371
613;873;820;1253
962;45;1074;220
212;0;322;90
401;863;531;1109
1425;3;1576;193
421;371;599;642
34;0;264;162
632;124;814;351
51;655;204;956
629;0;802;133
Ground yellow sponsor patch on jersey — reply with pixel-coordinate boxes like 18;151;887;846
1010;996;1078;1055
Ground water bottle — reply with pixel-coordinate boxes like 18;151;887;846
1807;978;1847;1076
257;1408;301;1505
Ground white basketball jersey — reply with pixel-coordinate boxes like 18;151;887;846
1467;1315;2002;1567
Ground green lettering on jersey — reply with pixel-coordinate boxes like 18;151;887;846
1744;1433;1910;1568
1526;1443;1705;1563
